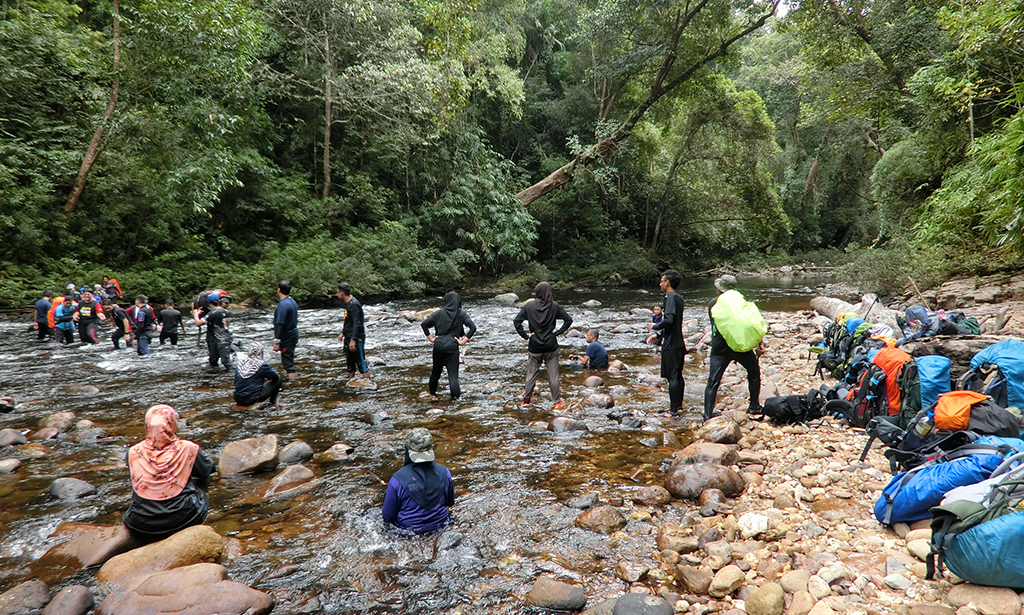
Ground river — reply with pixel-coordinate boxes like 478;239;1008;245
0;276;825;613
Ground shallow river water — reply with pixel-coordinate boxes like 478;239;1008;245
0;277;824;613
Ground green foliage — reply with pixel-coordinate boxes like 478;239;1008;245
836;240;950;297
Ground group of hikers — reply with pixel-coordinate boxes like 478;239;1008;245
36;271;774;538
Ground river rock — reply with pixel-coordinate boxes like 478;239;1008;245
0;429;27;447
0;396;13;413
67;384;100;396
664;463;745;500
807;575;831;599
40;411;76;432
612;593;672;615
361;410;390;424
656;523;697;554
550;417;588;432
904;528;931;542
263;464;316;499
97;563;274;615
524;576;586;611
348;378;378;390
0;459;20;474
218;435;278;475
50;477;96;501
614;561;649;583
773;493;797;510
74;419;95;432
493;293;518;304
0;579;49;615
585;394;614;409
737;513;771;538
584;375;605;388
946;585;1021;615
883;573;912;590
786;591;815;615
672;442;738;466
745;582;785;615
695;417;742;444
575;505;626;534
608;360;627;371
566;493;599;509
30;427;59;441
67;427;107;444
317;442;354;463
699;489;725;508
634;486;671;506
779;569;811;593
33;523;141;581
708;564;745;598
97;525;224;586
43;585;93;615
909;606;956;615
612;324;632;334
279;440;314;465
675;564;712;594
906;538;931;561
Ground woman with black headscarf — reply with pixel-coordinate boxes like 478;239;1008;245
382;428;455;534
513;282;573;408
421;291;477;400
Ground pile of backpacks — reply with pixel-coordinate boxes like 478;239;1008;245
849;337;1024;589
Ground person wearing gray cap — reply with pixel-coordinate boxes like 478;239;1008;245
381;428;455;534
704;275;764;421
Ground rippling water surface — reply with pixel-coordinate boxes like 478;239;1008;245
0;277;824;612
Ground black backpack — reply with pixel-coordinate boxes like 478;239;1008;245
834;364;888;429
760;389;828;424
957;363;1009;408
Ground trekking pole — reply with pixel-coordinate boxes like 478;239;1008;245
907;276;931;311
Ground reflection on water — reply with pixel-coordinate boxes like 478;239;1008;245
0;278;822;611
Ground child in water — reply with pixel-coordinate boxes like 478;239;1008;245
647;305;663;347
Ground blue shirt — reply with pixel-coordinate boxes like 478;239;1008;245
54;305;76;330
585;341;608;369
381;466;454;534
273;296;299;345
35;298;51;323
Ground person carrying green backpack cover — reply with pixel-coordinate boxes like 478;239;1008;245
704;275;768;421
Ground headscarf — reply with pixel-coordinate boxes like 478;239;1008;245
430;291;462;337
127;405;199;501
237;341;265;379
525;282;556;332
393;447;448;510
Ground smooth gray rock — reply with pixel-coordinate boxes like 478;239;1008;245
50;477;97;501
0;429;27;447
279;441;314;465
524;576;586;611
0;580;49;615
612;593;672;615
43;585;93;615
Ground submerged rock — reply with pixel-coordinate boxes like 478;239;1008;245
0;429;27;447
549;417;588;432
584;375;605;388
575;505;626;534
263;464;316;499
33;523;141;583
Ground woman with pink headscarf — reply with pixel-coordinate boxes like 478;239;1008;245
123;405;215;541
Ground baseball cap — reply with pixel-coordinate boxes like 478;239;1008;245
405;428;435;463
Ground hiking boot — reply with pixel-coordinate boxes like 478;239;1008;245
521;397;531;407
747;403;764;416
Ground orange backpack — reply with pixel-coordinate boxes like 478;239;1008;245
872;347;914;415
934;390;988;431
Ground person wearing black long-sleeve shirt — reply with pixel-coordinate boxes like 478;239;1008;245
422;291;477;399
513;282;573;408
646;269;686;416
273;280;300;380
336;283;370;380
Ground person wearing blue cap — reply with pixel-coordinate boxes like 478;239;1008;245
192;294;232;370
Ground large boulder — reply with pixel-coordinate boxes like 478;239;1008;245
575;505;626;534
33;523;141;584
218;435;278;475
98;563;274;615
695;417;742;444
672;442;738;466
97;525;224;586
664;463;745;500
0;580;49;615
524;576;586;611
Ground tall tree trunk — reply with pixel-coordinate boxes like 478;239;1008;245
322;37;332;200
64;0;120;214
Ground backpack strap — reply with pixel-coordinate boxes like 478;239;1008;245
882;465;931;525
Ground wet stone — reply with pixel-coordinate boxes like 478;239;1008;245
614;561;649;583
699;489;725;507
50;477;97;501
672;443;738;466
264;464;316;498
0;579;49;615
695;418;742;445
97;525;224;586
585;375;605;388
640;437;660;448
42;584;93;615
612;593;672;615
279;441;314;465
586;393;614;409
664;463;745;500
0;459;20;474
97;563;274;615
30;427;59;441
0;429;27;447
74;419;95;432
32;523;141;581
633;486;671;506
361;411;390;425
550;417;588;432
66;427;107;444
67;384;100;396
317;442;354;463
575;505;626;534
620;416;643;429
566;493;600;510
0;396;13;413
41;411;77;432
524;576;586;611
218;435;279;475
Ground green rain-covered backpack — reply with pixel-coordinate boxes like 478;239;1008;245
711;289;768;353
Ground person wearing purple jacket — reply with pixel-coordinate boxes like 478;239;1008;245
381;428;454;534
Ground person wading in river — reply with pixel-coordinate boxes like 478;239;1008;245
513;281;573;408
336;282;371;382
381;428;455;535
646;269;686;417
73;288;106;344
273;280;299;380
421;291;477;400
123;405;216;542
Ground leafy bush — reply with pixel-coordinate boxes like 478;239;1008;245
835;240;950;297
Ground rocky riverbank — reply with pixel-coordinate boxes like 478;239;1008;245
519;295;1024;614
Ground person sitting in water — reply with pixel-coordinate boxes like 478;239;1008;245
233;341;283;407
123;405;215;542
569;329;609;370
648;305;664;347
381;428;455;534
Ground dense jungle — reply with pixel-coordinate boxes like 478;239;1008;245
2;0;1023;306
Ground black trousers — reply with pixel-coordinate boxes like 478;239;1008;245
55;328;75;344
159;329;178;345
429;344;461;399
37;322;51;340
703;349;761;419
206;336;231;368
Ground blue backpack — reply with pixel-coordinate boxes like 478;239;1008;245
874;437;1024;526
963;339;1024;409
